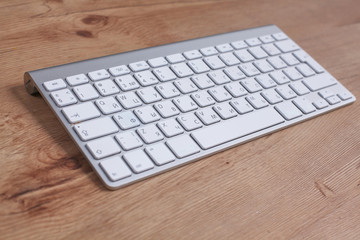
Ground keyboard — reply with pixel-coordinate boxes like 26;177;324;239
24;25;356;190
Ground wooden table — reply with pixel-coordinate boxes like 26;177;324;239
1;0;359;239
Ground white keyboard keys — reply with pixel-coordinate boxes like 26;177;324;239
293;97;316;114
261;43;281;56
302;74;337;91
154;101;180;118
73;84;99;101
113;111;140;130
86;137;121;159
109;65;131;76
115;75;140;91
230;98;253;114
145;143;176;165
200;46;218;56
208;86;232;102
123;150;154;173
148;57;168;68
95;97;122;114
173;78;198;94
255;75;277;89
177;113;202;131
50;89;77;107
134;70;159;86
267;56;287;69
337;91;352;101
270;71;290;84
313;99;329;109
224;82;247;97
88;69;110;81
74;117;118;141
66;74;89;86
191;91;216;107
94;79;120;96
253;60;274;73
259;35;275;43
296;64;315;77
213;103;237;119
318;89;334;99
239;63;261;76
231;40;247;49
62;102;100;123
204;56;226;69
245;37;262;46
117;92;142;109
234;49;254;62
137;124;164;144
191;74;215;89
44;79;66;91
157;118;184;137
208;70;231;85
153;66;177;81
115;131;143;150
289;81;310;96
326;95;341;105
156;82;180;98
191;107;284;150
275;39;299;53
275;101;302;120
129;61;150;72
246;94;269;109
137;86;161;103
224;66;246;80
272;32;288;40
196;108;221;125
134;105;160;123
219;52;241;66
276;85;297;100
241;78;262;93
183;50;202;60
166;135;200;158
293;50;324;73
100;156;132;181
171;63;194;77
166;53;185;63
216;43;233;53
173;95;198;112
283;67;303;80
280;53;299;66
188;59;210;73
261;89;283;104
248;46;268;59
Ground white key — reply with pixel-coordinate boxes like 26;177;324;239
270;71;290;84
115;131;143;150
113;111;140;130
302;74;337;91
191;74;215;89
293;50;324;73
137;124;164;144
216;43;233;53
50;89;77;107
196;108;221;125
280;53;299;66
208;70;231;85
275;101;302;120
255;75;276;89
156;82;180;98
200;46;218;56
183;50;202;60
66;74;89;86
136;87;161;103
88;69;110;81
177;113;202;131
267;56;287;69
173;95;198;112
134;105;160;123
213;103;237;119
86;137;121;159
74;117;118;141
123;150;154;173
100;156;132;181
326;95;341;105
116;92;142;109
283;67;303;80
337;91;352;101
246;93;269;109
204;56;226;69
289;82;310;95
95;97;122;114
231;40;247;49
208;86;232;102
129;61;150;72
261;89;283;104
230;98;253;114
224;66;246;80
248;46;268;59
109;65;131;76
166;53;185;63
234;49;254;62
154;101;180;118
253;60;274;73
191;91;216;107
171;63;194;77
219;52;241;66
239;63;261;76
187;59;210;73
191;107;284;150
94;79;120;96
296;64;315;77
145;143;176;165
276;85;297;100
134;70;159;86
148;57;168;68
157;118;184;137
166;135;200;158
259;35;275;43
313;99;329;109
245;37;262;46
114;75;140;91
73;84;99;101
44;79;66;91
173;78;198;94
224;82;248;97
293;97;316;114
272;32;288;40
275;40;299;52
153;66;177;81
62;102;100;123
241;78;262;93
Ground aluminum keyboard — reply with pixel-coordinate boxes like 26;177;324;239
24;25;356;190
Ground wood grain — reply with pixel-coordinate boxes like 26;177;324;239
1;0;360;239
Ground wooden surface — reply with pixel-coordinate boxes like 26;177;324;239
0;0;359;239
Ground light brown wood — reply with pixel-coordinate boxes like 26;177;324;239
1;0;360;239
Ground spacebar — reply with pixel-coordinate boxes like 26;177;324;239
191;107;285;150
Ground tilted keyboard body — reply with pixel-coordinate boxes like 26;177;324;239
24;25;356;190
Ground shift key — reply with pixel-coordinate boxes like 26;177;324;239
302;73;337;91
